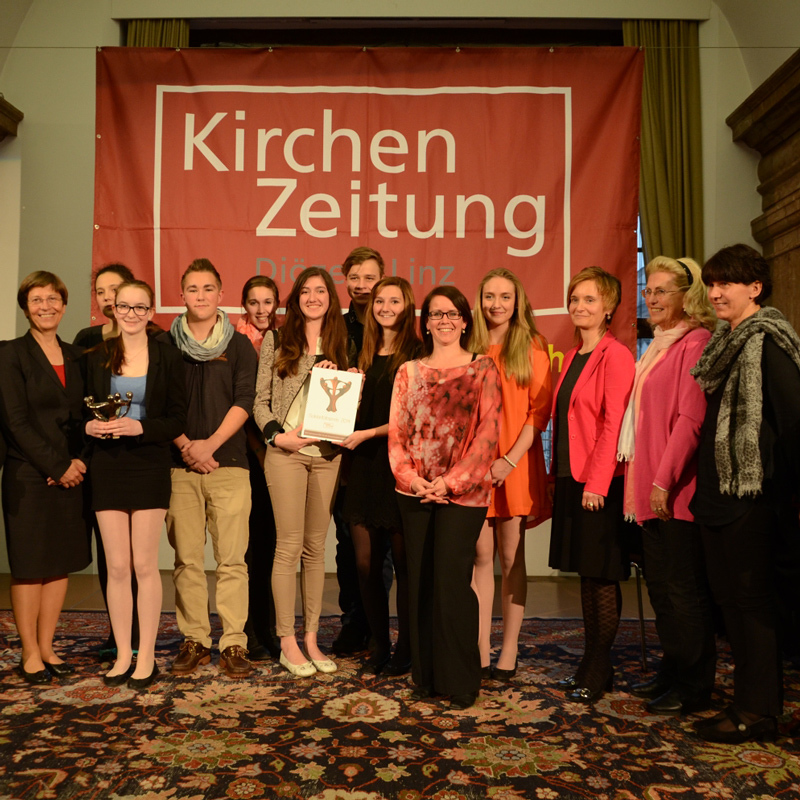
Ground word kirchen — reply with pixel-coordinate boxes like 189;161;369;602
184;108;547;258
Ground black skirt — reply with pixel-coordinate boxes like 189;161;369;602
2;458;91;580
90;437;172;511
342;439;402;531
549;474;631;581
341;355;402;531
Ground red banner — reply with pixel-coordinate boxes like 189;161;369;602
94;46;643;359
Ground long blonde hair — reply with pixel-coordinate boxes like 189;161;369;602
470;268;546;387
645;256;716;332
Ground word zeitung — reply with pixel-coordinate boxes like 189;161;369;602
184;109;546;258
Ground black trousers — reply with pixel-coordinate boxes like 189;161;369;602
244;449;277;646
398;494;486;696
333;485;369;633
701;503;783;716
641;518;716;697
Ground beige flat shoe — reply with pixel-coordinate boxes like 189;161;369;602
310;657;337;674
280;651;317;678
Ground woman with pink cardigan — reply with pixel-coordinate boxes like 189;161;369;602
618;256;717;716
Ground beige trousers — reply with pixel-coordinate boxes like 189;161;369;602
166;467;251;650
265;447;341;637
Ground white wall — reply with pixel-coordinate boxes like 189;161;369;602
699;5;762;257
715;0;800;90
0;142;22;341
0;0;796;575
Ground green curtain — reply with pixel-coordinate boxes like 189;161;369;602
623;20;704;264
126;19;189;48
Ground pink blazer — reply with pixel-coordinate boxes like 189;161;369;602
628;326;711;523
551;332;635;497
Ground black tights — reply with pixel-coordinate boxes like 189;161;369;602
576;577;622;691
351;522;410;665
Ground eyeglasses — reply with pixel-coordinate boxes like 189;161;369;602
427;310;462;320
28;295;63;307
115;302;151;317
641;288;685;300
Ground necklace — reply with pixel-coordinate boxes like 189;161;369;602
579;332;604;354
124;344;148;362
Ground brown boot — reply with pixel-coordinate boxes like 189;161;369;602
171;641;211;675
219;645;252;678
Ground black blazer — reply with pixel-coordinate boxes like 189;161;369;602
84;338;187;445
0;331;86;481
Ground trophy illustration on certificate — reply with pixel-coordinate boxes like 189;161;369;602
320;375;352;412
84;392;133;439
301;367;364;442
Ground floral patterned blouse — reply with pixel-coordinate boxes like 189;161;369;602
388;355;501;507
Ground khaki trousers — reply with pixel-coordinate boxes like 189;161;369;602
167;467;251;651
266;447;341;637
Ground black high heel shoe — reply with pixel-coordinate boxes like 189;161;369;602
358;655;390;677
696;706;778;744
127;664;160;690
451;692;477;709
565;672;614;704
44;661;75;678
103;665;134;687
409;685;439;701
491;663;517;681
382;659;412;677
17;664;52;685
556;675;579;691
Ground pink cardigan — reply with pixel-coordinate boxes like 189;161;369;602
552;333;635;497
627;326;711;523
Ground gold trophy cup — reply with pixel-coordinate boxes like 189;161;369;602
84;392;133;439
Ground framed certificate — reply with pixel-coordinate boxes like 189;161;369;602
301;367;364;443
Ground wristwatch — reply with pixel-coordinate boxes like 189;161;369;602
266;430;281;448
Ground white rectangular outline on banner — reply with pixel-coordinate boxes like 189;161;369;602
153;84;572;316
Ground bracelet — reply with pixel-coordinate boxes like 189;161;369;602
502;454;517;469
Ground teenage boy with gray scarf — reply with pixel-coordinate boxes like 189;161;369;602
160;259;258;678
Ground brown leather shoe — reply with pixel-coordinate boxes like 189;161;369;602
219;645;252;678
171;640;211;675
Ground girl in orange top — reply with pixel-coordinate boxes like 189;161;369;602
471;268;553;679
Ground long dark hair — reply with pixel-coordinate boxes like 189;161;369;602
274;268;348;378
100;280;154;375
360;277;421;375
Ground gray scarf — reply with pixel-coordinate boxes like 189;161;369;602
691;306;800;497
170;310;235;362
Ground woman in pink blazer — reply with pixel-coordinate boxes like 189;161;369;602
619;257;717;717
549;267;635;703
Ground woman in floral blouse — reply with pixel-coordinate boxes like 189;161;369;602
388;286;501;710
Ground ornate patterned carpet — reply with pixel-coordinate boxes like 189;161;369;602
1;611;799;800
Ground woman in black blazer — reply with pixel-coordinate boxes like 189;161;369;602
0;272;91;685
84;280;186;689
